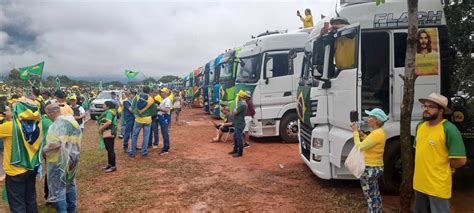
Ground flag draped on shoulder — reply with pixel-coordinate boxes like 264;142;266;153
19;62;45;80
125;70;139;80
11;98;43;170
132;94;156;117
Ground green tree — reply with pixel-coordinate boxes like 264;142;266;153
158;75;180;83
399;0;418;211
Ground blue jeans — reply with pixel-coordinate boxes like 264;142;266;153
158;114;170;151
233;125;244;154
120;111;125;135
56;182;77;213
130;122;151;156
122;119;134;149
148;117;159;146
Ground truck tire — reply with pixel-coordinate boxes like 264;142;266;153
279;113;299;143
380;138;402;195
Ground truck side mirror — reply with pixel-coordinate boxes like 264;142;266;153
265;57;274;79
289;49;297;60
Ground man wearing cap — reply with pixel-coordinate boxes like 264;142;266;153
414;93;466;212
228;90;248;157
70;96;85;132
243;91;255;148
157;87;172;155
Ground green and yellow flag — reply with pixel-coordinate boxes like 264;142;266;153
125;70;139;80
18;62;45;80
11;99;43;170
132;94;156;118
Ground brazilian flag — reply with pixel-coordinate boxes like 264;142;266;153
296;86;312;126
132;94;156;118
125;70;139;80
18;62;45;80
11;99;43;170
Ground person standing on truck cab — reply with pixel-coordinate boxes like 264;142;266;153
414;93;466;213
297;9;313;28
351;108;388;213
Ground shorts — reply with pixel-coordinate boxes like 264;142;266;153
244;116;252;132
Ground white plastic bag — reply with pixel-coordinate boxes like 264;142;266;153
344;146;365;178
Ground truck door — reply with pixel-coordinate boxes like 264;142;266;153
391;29;441;121
326;24;361;130
260;50;294;119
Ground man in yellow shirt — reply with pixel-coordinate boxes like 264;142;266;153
129;86;156;157
414;93;466;212
297;8;313;28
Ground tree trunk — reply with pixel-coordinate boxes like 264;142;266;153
399;0;418;212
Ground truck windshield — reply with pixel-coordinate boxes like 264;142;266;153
236;55;261;83
220;62;233;80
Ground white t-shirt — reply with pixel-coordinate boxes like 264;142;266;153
158;97;171;115
173;97;182;108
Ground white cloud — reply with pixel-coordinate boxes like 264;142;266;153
0;0;335;79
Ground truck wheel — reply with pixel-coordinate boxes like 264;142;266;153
280;113;298;143
380;139;402;195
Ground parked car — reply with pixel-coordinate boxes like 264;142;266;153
89;90;122;119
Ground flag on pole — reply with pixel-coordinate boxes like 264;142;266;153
55;76;61;90
99;81;103;90
125;70;139;80
18;62;45;80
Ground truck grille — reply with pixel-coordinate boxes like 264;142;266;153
310;100;318;117
300;123;312;161
95;104;104;109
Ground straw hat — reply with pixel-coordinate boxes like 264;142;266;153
419;92;452;114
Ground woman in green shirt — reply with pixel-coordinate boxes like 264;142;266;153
98;101;117;173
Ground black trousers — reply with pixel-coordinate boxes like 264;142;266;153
6;170;38;213
104;137;116;167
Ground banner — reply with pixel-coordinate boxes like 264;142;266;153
416;28;440;76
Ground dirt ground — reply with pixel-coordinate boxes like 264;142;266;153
1;108;473;212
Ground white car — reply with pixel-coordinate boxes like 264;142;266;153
89;90;122;119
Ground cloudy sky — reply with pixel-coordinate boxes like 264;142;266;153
0;0;335;80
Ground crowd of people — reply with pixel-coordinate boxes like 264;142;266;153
0;84;184;212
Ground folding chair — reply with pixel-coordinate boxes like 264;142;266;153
223;127;235;143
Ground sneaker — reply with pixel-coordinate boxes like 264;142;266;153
244;143;250;148
152;145;158;149
105;167;116;173
102;165;111;170
159;150;169;156
128;154;135;158
232;153;243;157
118;135;124;139
141;154;148;157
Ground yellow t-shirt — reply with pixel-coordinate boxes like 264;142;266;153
300;15;314;28
353;128;386;166
413;120;466;199
0;121;28;176
169;94;174;110
59;103;74;116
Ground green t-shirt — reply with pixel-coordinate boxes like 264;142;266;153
233;101;247;129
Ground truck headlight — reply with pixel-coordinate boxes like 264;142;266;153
312;138;323;149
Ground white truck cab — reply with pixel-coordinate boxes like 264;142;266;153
294;0;448;193
235;29;309;142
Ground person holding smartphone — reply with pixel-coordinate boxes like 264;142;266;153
351;108;388;213
297;9;313;28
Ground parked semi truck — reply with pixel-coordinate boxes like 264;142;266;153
235;29;308;142
210;54;224;117
218;48;241;119
202;62;211;113
293;0;473;193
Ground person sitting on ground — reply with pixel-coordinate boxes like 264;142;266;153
210;106;234;143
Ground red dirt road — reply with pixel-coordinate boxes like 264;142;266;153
0;108;472;212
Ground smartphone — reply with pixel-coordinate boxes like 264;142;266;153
350;110;359;123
